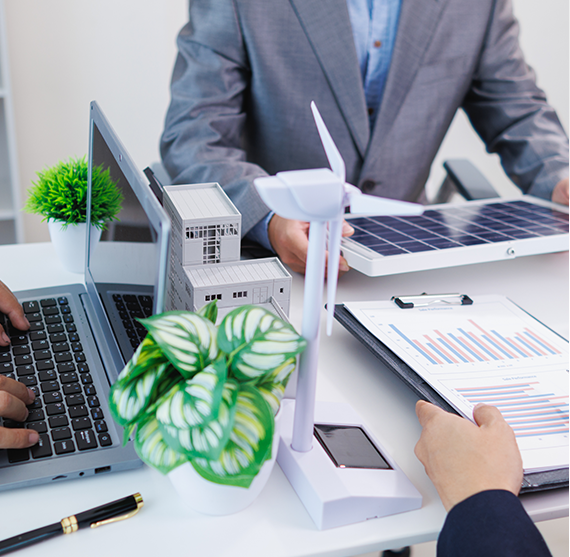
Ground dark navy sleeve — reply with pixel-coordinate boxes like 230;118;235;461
437;490;552;557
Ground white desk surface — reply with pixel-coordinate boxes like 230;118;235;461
0;242;568;556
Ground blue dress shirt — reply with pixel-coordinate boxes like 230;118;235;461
247;0;402;251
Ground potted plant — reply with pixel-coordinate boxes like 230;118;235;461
109;302;306;515
25;155;123;273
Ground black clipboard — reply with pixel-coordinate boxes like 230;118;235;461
334;301;569;494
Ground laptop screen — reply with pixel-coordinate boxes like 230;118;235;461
85;102;170;369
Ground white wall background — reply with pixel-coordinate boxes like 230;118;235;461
3;0;568;242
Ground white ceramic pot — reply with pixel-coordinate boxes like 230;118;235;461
48;221;102;274
168;410;282;516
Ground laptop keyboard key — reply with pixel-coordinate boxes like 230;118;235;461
31;434;52;459
43;391;62;404
84;384;97;396
94;420;108;433
20;375;37;387
57;362;75;373
14;355;32;366
7;448;30;463
61;372;78;384
30;331;47;341
12;346;30;356
63;383;81;395
40;299;56;307
34;350;53;361
91;408;104;421
36;360;54;371
16;365;34;376
51;427;72;441
27;421;48;434
26;409;45;422
69;405;89;418
41;381;60;393
54;439;76;455
46;403;66;416
75;429;97;451
32;340;49;351
49;415;68;428
98;433;112;447
53;342;70;353
23;301;39;313
39;370;57;382
55;352;72;363
72;417;92;431
65;394;85;406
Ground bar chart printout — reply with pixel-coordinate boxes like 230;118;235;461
454;381;568;440
345;295;569;471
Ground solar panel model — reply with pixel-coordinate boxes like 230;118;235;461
342;196;569;277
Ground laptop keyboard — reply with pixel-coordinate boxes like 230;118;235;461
112;293;152;349
0;297;112;464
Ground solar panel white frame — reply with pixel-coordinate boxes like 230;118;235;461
342;196;569;277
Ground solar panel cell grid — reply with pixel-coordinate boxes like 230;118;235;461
347;200;569;257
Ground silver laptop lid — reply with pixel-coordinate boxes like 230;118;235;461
85;101;171;375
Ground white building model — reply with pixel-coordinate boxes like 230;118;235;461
163;182;291;317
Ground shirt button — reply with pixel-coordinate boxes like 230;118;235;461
374;40;382;48
361;179;375;193
368;107;374;116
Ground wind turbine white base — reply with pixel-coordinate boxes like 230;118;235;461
277;399;422;530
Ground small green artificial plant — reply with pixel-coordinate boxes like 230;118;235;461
109;302;307;488
25;156;123;229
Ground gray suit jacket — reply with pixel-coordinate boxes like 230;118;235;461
160;0;569;235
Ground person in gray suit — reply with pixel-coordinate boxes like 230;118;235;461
160;0;569;274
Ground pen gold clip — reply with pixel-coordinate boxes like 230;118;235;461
90;493;144;528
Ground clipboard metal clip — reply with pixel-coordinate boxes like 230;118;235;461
391;292;473;309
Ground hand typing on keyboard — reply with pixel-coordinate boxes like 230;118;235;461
0;280;30;346
0;376;39;449
0;281;39;449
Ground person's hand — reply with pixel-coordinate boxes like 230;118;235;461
414;400;523;512
267;215;354;275
0;281;29;346
551;177;569;205
0;376;39;449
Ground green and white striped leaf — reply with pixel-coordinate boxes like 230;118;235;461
218;306;306;382
134;415;187;474
197;300;218;324
140;311;219;378
116;335;168;383
156;358;227;429
159;379;239;460
256;358;296;415
109;361;171;427
191;386;274;487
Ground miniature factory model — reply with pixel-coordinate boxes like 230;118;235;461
163;182;291;317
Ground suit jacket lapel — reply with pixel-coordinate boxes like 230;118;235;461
363;0;449;173
289;0;370;158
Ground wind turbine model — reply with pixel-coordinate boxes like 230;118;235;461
254;103;423;530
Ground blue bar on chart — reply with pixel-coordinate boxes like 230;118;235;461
387;319;561;367
456;382;569;438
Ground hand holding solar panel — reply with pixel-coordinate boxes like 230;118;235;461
254;102;423;336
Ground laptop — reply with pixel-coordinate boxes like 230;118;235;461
0;101;171;491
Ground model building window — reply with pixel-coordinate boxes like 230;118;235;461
280;288;284;293
205;295;211;301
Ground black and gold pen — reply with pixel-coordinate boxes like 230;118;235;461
0;492;143;555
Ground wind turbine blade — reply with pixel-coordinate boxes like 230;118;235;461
349;193;424;216
311;101;346;183
326;218;343;336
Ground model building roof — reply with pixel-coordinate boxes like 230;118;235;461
184;258;288;287
165;183;240;219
